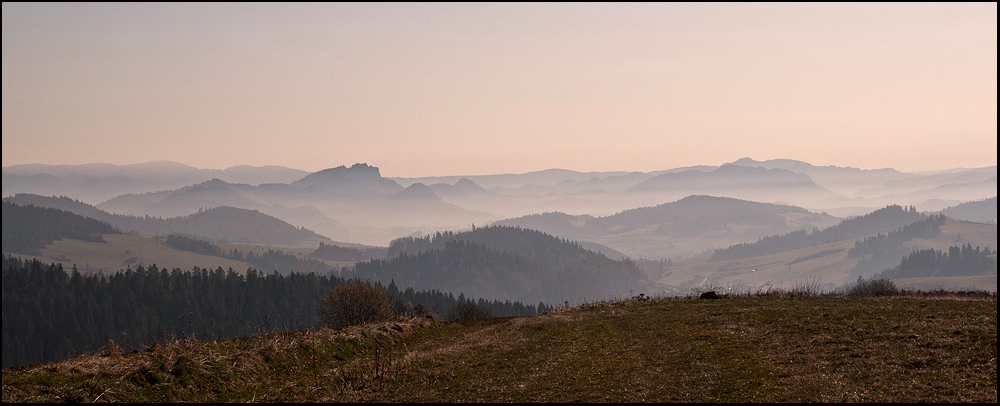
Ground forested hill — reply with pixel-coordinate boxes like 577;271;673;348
356;225;646;305
940;197;997;224
3;194;330;247
1;257;551;368
710;205;926;262
872;244;997;280
2;201;120;254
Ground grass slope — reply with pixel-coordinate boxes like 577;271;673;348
660;219;997;293
6;234;253;274
5;235;354;276
3;295;995;402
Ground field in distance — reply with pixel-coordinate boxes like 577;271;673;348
658;219;998;293
2;294;995;402
5;234;353;275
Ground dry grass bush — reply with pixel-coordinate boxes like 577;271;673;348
317;280;397;328
849;278;899;297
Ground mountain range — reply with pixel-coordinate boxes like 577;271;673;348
3;194;331;248
4;158;995;254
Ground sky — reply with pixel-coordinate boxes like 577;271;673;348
2;3;996;177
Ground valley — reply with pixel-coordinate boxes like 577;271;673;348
4;158;996;297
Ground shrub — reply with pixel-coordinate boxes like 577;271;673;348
446;301;492;321
849;278;898;297
317;281;396;328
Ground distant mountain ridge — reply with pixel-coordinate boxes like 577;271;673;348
7;159;996;247
291;163;404;197
586;195;812;237
626;165;841;206
3;194;331;247
86;164;492;234
725;157;910;195
2;161;309;204
493;195;840;259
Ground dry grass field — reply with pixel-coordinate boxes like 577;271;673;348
3;294;995;403
9;234;253;274
5;236;355;275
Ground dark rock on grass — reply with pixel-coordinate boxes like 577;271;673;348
699;291;721;299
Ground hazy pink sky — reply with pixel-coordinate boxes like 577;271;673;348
3;3;996;177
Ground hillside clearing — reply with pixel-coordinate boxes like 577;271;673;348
8;234;253;274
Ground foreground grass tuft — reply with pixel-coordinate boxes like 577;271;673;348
3;295;996;402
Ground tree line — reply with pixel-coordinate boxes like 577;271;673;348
1;256;551;368
310;241;388;262
2;201;120;254
845;214;949;279
871;243;997;280
165;233;336;275
848;214;947;257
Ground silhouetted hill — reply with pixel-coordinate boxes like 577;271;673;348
4;194;114;223
291;163;403;197
3;194;331;247
392;168;637;190
264;204;351;242
872;244;997;280
389;183;442;202
215;165;310;185
626;165;840;206
356;225;646;304
629;165;817;191
10;159;993;250
939;197;997;224
142;180;263;217
85;163;493;233
710;205;927;262
2;201;120;254
492;211;594;239
429;178;492;199
855;166;996;197
726;157;910;196
176;207;330;247
586;195;811;238
495;195;820;247
453;178;490;194
93;180;354;241
96;190;176;216
2;161;308;204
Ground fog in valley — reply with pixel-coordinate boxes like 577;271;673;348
3;4;998;374
4;158;996;298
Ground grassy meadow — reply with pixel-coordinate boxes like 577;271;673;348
5;235;355;275
3;294;995;403
10;234;253;274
